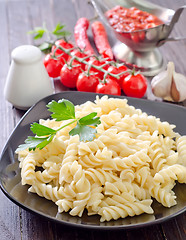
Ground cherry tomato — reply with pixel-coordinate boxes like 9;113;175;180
76;73;99;92
51;39;74;61
101;50;113;61
96;78;121;95
85;58;110;79
70;49;89;70
122;73;147;98
60;63;82;88
107;65;129;87
43;54;63;78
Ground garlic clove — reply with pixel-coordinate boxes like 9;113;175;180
170;78;180;102
151;71;170;98
151;61;174;99
151;61;186;102
171;71;186;102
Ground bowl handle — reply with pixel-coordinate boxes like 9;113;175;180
157;5;186;47
157;37;186;47
169;5;186;27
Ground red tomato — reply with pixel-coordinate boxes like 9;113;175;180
76;72;99;92
43;54;63;78
122;73;147;98
52;39;74;61
96;78;121;95
70;49;89;70
60;64;82;88
101;50;113;61
85;58;110;79
107;65;129;87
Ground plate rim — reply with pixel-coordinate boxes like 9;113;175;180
0;91;186;230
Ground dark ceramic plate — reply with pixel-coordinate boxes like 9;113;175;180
0;91;186;230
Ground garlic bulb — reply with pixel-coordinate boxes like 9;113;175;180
151;61;186;102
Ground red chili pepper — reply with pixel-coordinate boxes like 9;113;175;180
91;21;114;60
74;18;95;56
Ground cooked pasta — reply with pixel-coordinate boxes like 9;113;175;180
16;95;186;222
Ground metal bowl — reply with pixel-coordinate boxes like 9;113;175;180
91;0;186;76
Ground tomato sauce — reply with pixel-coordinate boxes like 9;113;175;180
105;6;164;32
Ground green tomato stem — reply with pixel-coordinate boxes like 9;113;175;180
57;45;130;79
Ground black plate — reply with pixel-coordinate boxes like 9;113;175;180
0;91;186;230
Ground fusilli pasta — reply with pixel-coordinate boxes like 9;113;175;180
16;95;186;222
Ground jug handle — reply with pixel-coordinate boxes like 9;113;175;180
157;5;186;47
157;37;186;47
168;5;186;29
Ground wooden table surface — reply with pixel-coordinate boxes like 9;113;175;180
0;0;186;239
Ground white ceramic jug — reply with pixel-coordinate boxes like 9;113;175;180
4;45;54;110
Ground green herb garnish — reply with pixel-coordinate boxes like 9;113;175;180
28;22;71;53
16;99;101;152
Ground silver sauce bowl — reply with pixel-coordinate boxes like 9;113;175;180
91;0;186;76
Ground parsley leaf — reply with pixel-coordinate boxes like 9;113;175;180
69;112;100;141
47;99;75;121
69;124;97;142
28;27;46;40
52;23;65;33
36;134;55;150
16;136;49;152
30;122;56;136
78;112;101;126
28;22;71;53
39;42;53;54
16;99;101;152
52;23;71;37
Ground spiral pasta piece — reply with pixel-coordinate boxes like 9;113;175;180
21;153;37;185
78;139;105;155
28;182;62;202
85;168;119;185
135;165;151;187
120;168;135;182
95;95;128;114
100;110;122;129
104;181;150;200
131;113;159;134
56;199;73;212
87;184;104;214
146;176;177;207
154;164;186;184
149;138;166;172
177;136;186;166
62;136;79;164
105;149;150;171
35;166;59;184
99;199;153;222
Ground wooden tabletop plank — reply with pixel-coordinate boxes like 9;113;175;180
53;0;78;41
51;224;94;240
16;1;57;239
107;230;128;240
3;1;55;239
126;225;165;240
162;213;186;240
0;1;22;239
21;213;55;240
